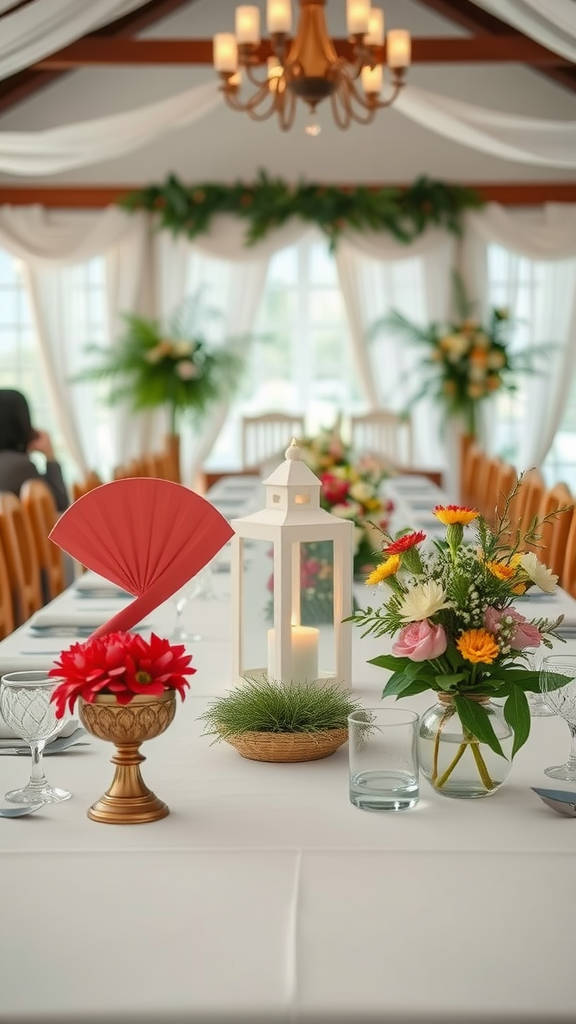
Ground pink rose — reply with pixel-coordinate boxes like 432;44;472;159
392;620;447;661
484;606;542;651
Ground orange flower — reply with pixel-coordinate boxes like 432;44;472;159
365;555;401;586
486;560;515;582
456;628;500;665
433;505;479;526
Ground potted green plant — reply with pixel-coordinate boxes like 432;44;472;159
76;292;244;480
200;677;363;763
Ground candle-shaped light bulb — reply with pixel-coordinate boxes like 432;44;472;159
386;28;411;68
346;0;370;35
235;5;260;44
365;8;384;45
361;63;382;95
267;0;292;33
213;33;238;73
268;57;283;93
229;70;242;88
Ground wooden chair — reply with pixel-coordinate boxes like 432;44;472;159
72;470;103;501
507;468;545;545
560;504;576;597
473;454;502;524
459;442;484;508
0;491;42;626
20;479;67;603
350;409;413;466
492;461;518;527
0;534;15;639
535;482;573;578
241;413;305;471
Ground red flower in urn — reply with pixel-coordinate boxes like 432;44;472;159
49;631;196;718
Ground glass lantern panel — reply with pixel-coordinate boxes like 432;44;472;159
239;537;275;680
297;538;336;682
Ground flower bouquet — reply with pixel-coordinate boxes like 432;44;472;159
350;491;568;797
49;631;195;716
76;292;243;435
48;631;196;824
372;275;541;439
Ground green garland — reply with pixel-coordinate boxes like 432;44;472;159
120;170;483;249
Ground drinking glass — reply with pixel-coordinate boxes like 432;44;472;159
540;655;576;781
348;707;419;811
170;576;204;642
525;648;555;718
0;671;72;804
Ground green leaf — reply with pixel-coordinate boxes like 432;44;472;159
503;687;531;758
452;695;505;759
435;672;467;691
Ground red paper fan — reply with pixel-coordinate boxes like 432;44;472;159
49;478;234;638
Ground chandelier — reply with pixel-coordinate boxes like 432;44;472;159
213;0;411;136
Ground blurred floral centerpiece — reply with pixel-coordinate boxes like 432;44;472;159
373;276;539;439
300;425;393;579
351;490;567;798
77;292;243;435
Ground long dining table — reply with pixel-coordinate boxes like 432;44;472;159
1;473;576;1023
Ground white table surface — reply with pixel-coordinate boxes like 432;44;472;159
1;476;576;1023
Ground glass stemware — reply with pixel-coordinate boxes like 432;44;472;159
170;577;204;642
539;655;576;781
0;671;72;804
525;648;555;718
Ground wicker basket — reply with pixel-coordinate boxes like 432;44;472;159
223;728;349;763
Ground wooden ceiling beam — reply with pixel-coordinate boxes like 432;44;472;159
32;35;573;69
2;183;575;208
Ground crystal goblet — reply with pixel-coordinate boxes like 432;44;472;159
539;655;576;781
0;671;72;804
525;648;555;718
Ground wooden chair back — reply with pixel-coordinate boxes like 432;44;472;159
560;505;576;597
492;462;518;527
72;470;102;501
535;483;573;579
0;534;15;639
241;413;305;471
350;409;413;466
20;479;66;603
507;468;545;545
0;491;42;626
474;454;501;524
460;442;484;509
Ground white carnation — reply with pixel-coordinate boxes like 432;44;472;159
398;580;453;623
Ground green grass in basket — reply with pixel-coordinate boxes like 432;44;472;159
200;677;363;740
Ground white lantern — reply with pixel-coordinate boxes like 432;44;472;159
231;441;354;689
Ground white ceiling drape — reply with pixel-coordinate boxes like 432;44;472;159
1;81;575;178
0;0;149;81
470;0;576;63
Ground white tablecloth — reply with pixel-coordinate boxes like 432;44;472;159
1;476;576;1023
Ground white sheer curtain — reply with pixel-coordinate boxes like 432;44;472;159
0;0;147;81
335;230;458;492
152;226;271;485
463;204;576;470
469;0;576;63
0;206;149;473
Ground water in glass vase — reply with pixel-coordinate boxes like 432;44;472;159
349;770;419;811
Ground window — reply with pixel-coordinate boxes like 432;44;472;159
205;235;363;469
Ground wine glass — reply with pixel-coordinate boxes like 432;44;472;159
539;655;576;780
525;648;555;718
170;576;204;642
0;671;72;804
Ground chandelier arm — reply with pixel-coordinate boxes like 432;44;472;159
221;81;275;117
331;78;376;129
370;75;406;110
244;64;273;89
277;87;297;131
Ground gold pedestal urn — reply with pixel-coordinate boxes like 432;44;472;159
78;690;176;825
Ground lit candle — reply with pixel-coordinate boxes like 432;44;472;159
235;5;260;45
361;63;382;95
386;28;411;69
267;625;319;684
365;8;384;46
346;0;370;35
213;33;238;73
267;0;292;34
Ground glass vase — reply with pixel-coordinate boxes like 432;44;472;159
418;694;513;799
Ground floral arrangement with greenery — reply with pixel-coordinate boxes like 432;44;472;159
76;293;244;434
371;276;540;438
121;171;482;250
49;631;195;717
350;491;568;791
300;426;394;578
200;677;362;740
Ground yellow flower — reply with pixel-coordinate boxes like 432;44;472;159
486;560;515;582
433;505;479;526
456;628;500;664
365;555;401;586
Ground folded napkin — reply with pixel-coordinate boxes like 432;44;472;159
29;609;116;630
